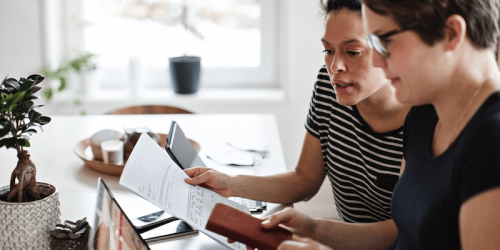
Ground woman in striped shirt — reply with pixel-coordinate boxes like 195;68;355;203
185;0;409;242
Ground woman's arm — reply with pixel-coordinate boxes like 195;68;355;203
185;132;327;204
262;207;397;250
460;186;500;250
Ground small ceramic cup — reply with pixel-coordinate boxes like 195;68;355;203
101;140;124;165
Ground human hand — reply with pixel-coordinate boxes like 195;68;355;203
184;167;232;197
227;238;254;250
278;235;333;250
261;207;317;239
226;208;318;250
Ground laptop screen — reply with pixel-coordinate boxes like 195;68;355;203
90;178;150;250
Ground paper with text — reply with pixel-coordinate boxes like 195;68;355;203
120;133;249;250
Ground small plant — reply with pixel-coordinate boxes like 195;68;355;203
0;74;51;202
41;52;95;101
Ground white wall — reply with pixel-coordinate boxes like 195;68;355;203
0;0;43;78
0;0;337;219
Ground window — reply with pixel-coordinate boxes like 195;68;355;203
49;0;279;99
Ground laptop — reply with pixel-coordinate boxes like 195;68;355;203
165;121;266;213
91;179;198;248
90;178;151;250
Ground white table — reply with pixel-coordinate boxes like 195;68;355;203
0;114;289;249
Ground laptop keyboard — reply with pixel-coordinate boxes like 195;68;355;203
229;197;266;213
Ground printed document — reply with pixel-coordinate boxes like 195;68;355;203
120;133;249;250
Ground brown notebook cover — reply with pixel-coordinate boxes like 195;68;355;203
206;203;292;250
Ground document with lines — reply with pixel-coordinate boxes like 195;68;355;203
119;133;249;250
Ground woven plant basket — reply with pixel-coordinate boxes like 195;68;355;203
0;182;61;250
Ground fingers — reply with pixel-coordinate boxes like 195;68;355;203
277;239;305;250
184;167;211;178
292;234;309;242
261;207;296;229
185;172;212;185
277;235;332;250
184;169;214;185
226;238;254;250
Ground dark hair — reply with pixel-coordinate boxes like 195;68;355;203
320;0;362;19
362;0;500;51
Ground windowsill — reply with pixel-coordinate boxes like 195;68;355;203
49;87;287;105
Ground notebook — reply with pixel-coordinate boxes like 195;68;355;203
206;203;291;250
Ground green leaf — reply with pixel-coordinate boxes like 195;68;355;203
3;137;17;149
17;139;30;147
14;114;25;121
31;105;43;110
3;78;21;91
0;122;12;138
58;77;67;92
7;91;25;112
29;110;42;122
19;79;35;92
0;93;4;108
18;124;27;132
38;116;51;125
17;100;34;113
42;88;53;101
27;122;42;131
27;74;45;85
23;128;37;135
23;95;39;101
19;135;30;140
27;86;42;94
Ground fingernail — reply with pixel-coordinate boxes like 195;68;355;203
262;220;271;225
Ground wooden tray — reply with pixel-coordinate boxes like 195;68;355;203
74;133;200;176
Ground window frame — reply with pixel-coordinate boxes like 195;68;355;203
45;0;281;99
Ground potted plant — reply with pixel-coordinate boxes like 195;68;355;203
120;0;202;94
0;74;61;249
41;52;96;115
168;0;202;94
41;52;96;101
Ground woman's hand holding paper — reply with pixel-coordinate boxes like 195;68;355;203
184;167;232;197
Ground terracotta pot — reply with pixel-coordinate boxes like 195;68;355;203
0;182;61;250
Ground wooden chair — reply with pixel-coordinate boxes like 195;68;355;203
106;105;192;115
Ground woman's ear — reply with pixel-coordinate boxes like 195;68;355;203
444;14;467;51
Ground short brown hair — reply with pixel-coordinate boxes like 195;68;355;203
362;0;500;51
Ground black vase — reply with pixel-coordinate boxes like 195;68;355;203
169;56;201;94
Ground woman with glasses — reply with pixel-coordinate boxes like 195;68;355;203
263;0;500;249
184;0;410;233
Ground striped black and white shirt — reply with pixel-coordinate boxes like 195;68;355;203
306;66;403;223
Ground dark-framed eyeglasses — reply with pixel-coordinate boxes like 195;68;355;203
366;22;418;58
